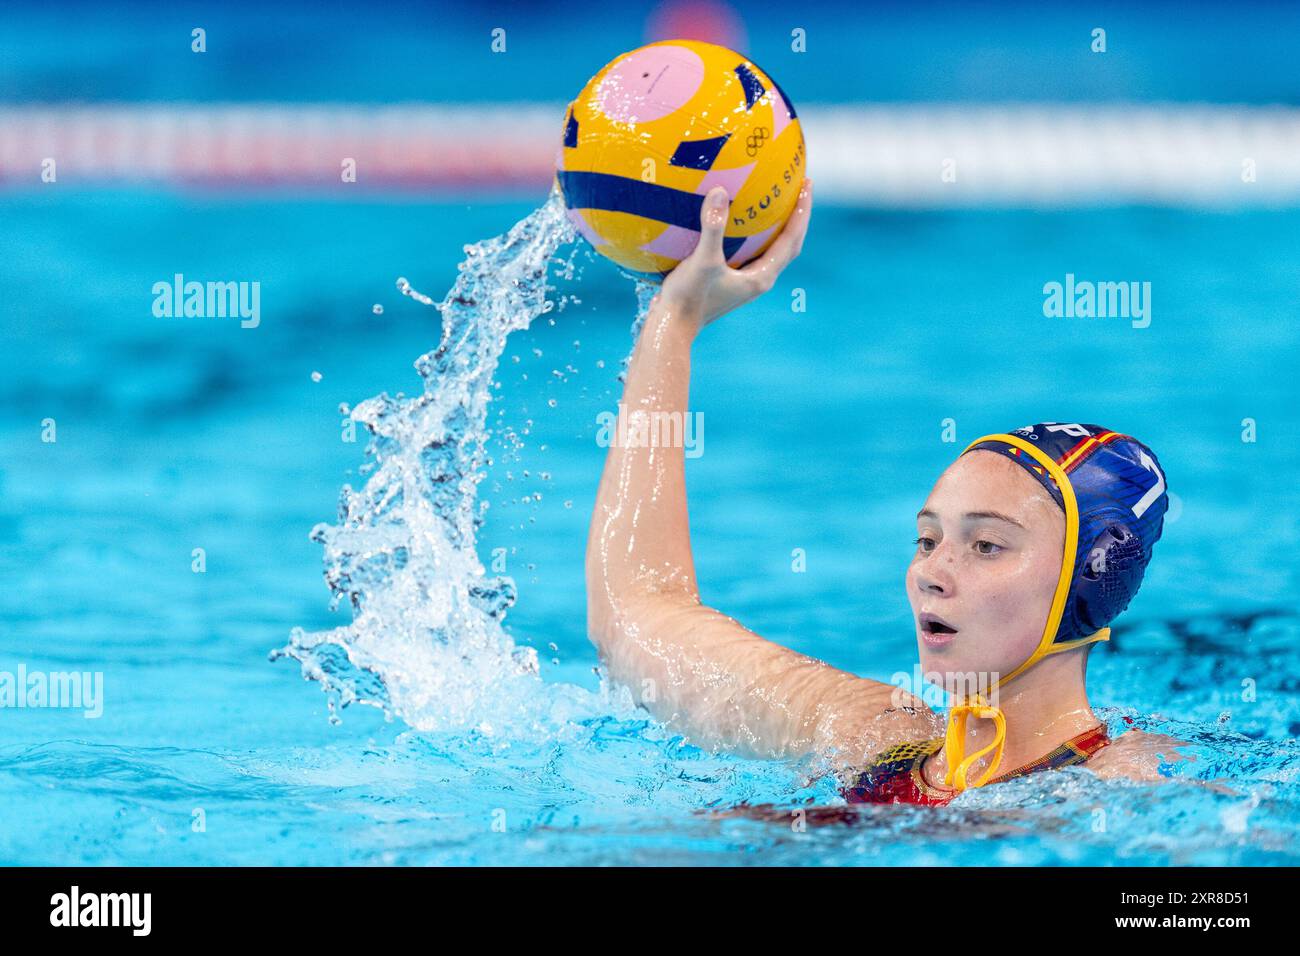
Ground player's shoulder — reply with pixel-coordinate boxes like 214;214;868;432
864;689;947;760
824;683;945;774
1087;728;1196;782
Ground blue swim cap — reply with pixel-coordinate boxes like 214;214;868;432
962;423;1169;648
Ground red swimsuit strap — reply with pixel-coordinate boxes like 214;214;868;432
983;722;1111;785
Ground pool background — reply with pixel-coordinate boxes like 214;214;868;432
2;0;1299;865
5;0;1300;105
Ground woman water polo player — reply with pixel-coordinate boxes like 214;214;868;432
585;180;1195;805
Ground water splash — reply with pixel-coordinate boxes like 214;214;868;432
275;186;606;736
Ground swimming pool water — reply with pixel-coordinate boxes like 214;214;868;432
2;189;1298;865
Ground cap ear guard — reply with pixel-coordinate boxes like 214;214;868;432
1061;521;1147;643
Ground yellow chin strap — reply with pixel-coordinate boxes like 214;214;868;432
941;433;1111;793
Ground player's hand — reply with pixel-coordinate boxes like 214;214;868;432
655;178;813;332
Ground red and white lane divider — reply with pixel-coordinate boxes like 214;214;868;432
2;102;1298;204
0;103;562;188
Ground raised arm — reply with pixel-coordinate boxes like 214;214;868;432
585;181;940;767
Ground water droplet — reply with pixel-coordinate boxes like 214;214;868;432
394;276;435;305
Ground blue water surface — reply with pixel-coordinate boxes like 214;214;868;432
1;190;1298;864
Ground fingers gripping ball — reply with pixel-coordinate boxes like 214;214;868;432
555;40;806;279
